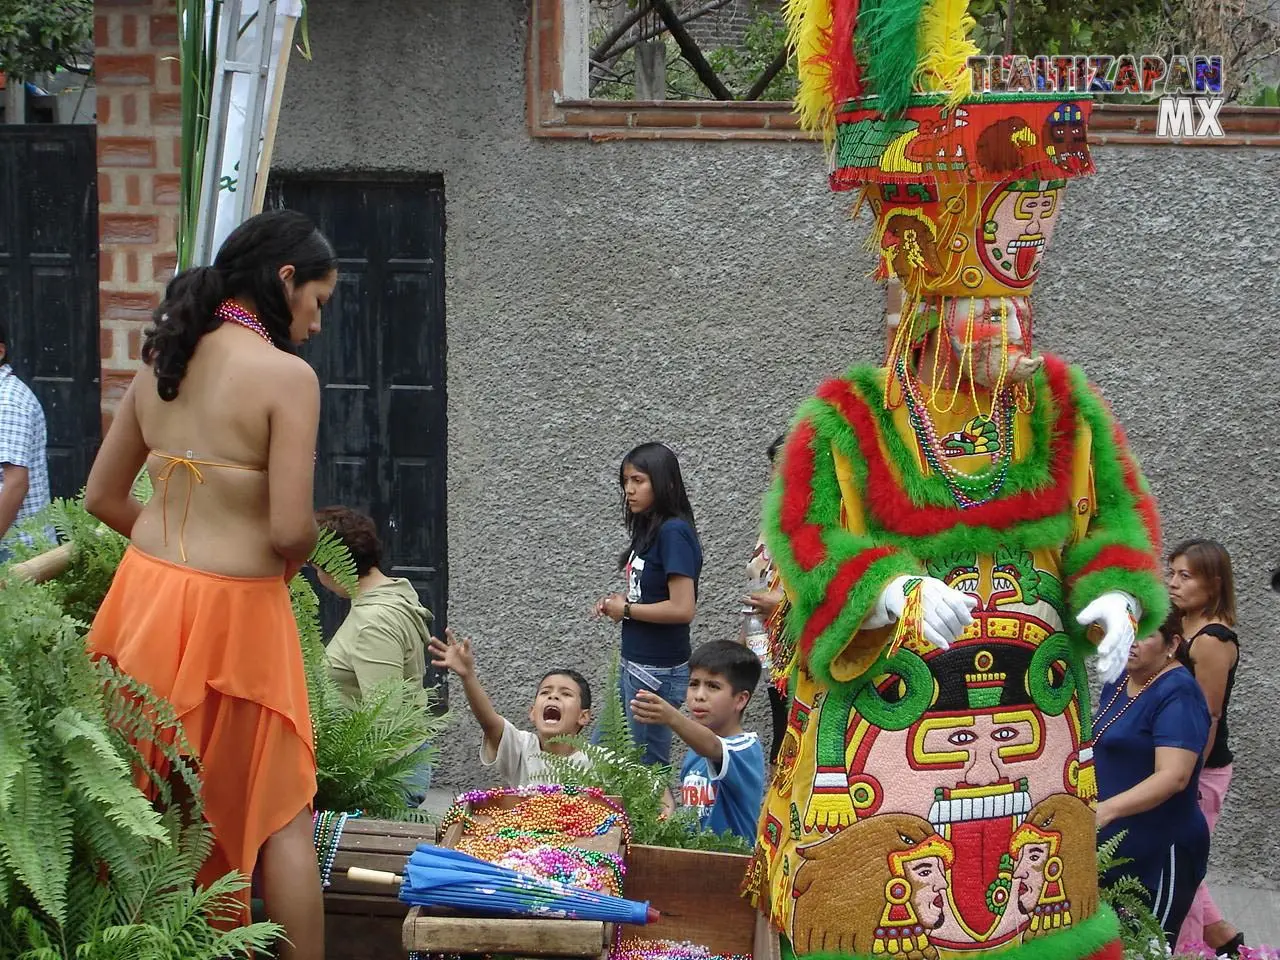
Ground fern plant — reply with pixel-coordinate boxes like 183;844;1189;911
543;654;750;854
0;564;281;958
1097;829;1170;960
297;530;450;819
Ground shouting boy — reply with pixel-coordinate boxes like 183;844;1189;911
429;628;592;787
631;639;766;842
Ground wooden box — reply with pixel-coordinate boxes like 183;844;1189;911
324;817;435;960
402;791;626;958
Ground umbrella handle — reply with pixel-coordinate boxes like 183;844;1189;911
346;867;403;887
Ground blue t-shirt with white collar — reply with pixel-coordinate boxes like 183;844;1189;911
679;731;765;842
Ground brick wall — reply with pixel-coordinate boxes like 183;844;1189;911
95;0;180;431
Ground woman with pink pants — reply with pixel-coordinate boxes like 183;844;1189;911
1170;539;1244;958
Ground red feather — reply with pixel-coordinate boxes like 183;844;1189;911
824;0;864;105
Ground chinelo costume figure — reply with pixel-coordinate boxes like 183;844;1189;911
742;4;1169;960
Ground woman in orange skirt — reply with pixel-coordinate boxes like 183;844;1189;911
85;209;337;960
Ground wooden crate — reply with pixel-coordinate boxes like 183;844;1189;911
402;792;626;958
618;845;766;957
325;817;432;960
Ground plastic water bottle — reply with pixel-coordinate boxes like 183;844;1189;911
740;576;770;662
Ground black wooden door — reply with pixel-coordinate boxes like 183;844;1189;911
266;176;448;701
0;126;100;497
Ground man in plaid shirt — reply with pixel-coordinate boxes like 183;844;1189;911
0;321;50;559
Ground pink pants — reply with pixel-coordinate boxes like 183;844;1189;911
1176;764;1233;952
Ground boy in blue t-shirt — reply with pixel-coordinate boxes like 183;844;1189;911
630;639;766;842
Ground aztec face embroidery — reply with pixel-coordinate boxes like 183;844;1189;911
977;179;1064;289
784;548;1097;953
1043;103;1089;174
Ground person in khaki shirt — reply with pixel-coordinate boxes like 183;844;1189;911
314;506;432;703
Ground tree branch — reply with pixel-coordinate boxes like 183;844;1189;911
591;2;652;65
744;43;792;100
649;0;733;100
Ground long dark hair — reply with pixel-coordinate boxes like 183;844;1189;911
1158;610;1193;668
617;442;698;568
141;210;337;401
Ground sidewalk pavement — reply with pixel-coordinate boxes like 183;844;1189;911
418;789;1280;946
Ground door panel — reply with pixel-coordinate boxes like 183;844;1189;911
0;126;100;500
267;176;448;705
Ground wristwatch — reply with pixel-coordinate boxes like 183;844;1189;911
623;602;632;620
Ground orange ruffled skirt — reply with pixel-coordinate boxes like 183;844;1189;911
88;546;316;923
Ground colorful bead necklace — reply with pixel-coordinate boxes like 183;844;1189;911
1093;668;1170;742
898;357;1014;509
492;843;626;896
214;299;275;346
312;810;355;888
611;937;752;960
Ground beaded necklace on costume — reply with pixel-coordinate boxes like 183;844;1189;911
214;299;274;346
312;810;355;888
1093;666;1173;742
897;357;1014;509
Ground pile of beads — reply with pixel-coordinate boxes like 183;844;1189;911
491;843;626;896
611;937;752;960
441;785;631;845
312;810;356;888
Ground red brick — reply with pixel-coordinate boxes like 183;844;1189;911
125;174;141;206
102;291;159;323
101;370;137;412
125;252;139;283
153;173;181;205
100;327;115;360
766;111;800;129
95;54;155;85
98;137;155;168
150;92;181;126
697;110;768;129
173;138;184;168
153;253;178;283
97;0;150;6
101;214;158;245
1227;112;1280;134
121;93;137;125
97;172;113;205
99;251;114;283
121;14;138;48
632;109;699;128
127;329;142;360
150;14;179;46
94;15;111;47
563;108;631;127
168;58;181;87
97;95;111;125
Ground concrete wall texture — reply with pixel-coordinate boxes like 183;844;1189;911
273;0;1280;887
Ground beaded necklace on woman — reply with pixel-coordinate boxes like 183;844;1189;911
1094;655;1180;742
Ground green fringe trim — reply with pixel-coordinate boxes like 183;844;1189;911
1060;367;1168;641
848;364;1059;509
762;399;922;690
780;904;1121;960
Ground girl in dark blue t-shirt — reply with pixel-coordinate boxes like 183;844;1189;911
1095;615;1211;945
595;442;703;766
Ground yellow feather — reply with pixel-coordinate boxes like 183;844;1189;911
785;0;837;144
913;0;978;107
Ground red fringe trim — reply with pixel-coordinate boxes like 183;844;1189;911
780;421;828;571
1069;544;1161;586
817;355;1078;537
799;546;898;655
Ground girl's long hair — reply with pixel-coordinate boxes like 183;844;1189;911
141;209;337;401
1169;538;1237;627
1158;610;1193;668
617;442;698;568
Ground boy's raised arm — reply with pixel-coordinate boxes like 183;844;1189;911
629;690;724;768
428;629;506;752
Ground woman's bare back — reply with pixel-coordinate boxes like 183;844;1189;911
129;325;313;577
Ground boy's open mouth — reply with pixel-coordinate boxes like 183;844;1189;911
542;705;562;723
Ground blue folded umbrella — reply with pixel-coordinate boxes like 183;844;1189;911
398;844;657;925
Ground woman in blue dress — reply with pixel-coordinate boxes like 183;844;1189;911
1094;614;1211;944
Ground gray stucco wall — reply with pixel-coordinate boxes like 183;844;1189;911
273;0;1280;887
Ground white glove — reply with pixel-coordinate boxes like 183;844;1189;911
1076;591;1142;684
863;575;978;652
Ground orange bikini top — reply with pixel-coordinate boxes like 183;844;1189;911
149;450;266;562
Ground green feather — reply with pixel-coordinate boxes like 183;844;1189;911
856;0;930;117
